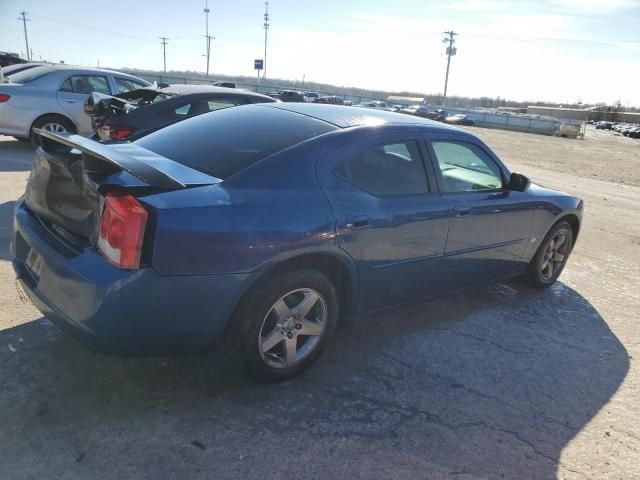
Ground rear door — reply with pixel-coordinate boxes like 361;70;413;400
57;74;111;133
317;132;450;311
425;133;533;286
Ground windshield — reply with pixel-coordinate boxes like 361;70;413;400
7;65;56;84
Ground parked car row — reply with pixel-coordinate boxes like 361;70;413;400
595;121;640;138
266;90;353;105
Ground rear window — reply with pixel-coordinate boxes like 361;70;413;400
136;105;337;179
7;65;56;84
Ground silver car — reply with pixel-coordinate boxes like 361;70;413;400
0;64;151;141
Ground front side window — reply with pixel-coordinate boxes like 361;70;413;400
431;141;503;192
59;75;110;94
334;140;429;196
114;77;149;93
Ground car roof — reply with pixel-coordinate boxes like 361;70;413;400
265;103;457;130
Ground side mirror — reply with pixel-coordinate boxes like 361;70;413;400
508;172;530;192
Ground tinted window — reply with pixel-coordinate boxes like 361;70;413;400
6;65;55;84
114;77;150;93
205;97;245;112
431;141;503;192
136;105;337;179
334;140;429;196
59;75;110;94
173;103;192;116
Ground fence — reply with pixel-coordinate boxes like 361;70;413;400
433;106;561;135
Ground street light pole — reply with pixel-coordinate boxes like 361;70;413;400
263;2;269;80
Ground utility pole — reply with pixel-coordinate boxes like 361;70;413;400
18;11;31;61
159;37;169;73
205;35;214;75
263;1;269;79
442;30;458;103
204;0;211;76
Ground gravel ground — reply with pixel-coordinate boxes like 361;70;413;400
0;128;638;480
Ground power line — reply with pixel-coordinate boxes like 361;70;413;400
159;37;169;73
263;1;269;79
442;30;457;102
31;13;157;44
18;11;31;61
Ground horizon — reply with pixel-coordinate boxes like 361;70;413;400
1;0;639;106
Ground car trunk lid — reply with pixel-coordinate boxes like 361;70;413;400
24;130;220;246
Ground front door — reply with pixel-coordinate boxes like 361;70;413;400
317;133;450;311
425;135;534;287
57;74;111;134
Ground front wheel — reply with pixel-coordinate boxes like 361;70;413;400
235;269;338;381
526;221;573;288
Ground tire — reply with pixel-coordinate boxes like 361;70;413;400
29;115;76;145
234;269;339;381
525;221;573;288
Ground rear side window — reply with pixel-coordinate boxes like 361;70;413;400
59;75;110;94
136;105;337;179
334;140;430;196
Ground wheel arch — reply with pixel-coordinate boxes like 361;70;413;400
29;113;78;136
554;212;581;246
223;250;359;346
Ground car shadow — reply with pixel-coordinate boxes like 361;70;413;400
0;281;628;479
0;137;35;172
0;201;15;261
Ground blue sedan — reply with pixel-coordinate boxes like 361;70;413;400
12;103;582;380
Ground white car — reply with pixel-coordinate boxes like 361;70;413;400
0;64;150;141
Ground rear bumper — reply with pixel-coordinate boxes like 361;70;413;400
11;201;250;355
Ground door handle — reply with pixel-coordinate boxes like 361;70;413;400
346;215;370;229
63;100;77;104
454;206;472;218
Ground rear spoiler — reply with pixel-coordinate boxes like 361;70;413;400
35;130;220;189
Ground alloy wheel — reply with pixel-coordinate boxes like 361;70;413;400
258;288;327;368
41;122;68;133
540;232;568;281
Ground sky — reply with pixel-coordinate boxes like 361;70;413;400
1;0;639;105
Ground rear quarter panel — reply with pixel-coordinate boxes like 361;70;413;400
141;142;340;276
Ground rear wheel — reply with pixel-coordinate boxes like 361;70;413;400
30;115;76;145
234;269;338;381
526;221;573;288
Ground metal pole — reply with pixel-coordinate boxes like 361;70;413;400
18;12;31;61
159;37;169;73
442;30;457;103
204;0;210;76
263;2;269;80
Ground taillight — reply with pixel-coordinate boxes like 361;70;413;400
98;125;133;141
97;194;148;269
0;93;10;103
